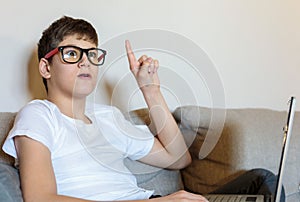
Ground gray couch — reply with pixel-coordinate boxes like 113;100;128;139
1;106;299;201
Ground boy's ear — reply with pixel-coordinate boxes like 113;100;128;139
39;58;51;79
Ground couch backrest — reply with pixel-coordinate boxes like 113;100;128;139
0;112;16;165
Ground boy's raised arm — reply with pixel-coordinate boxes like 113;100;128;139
125;40;192;169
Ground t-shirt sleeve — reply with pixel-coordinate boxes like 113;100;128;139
110;107;154;160
2;102;57;159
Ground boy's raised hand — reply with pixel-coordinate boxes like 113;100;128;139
125;40;160;92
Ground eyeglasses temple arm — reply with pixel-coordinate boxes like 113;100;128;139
44;47;59;59
97;51;107;62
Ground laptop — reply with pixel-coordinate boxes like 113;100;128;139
204;96;296;202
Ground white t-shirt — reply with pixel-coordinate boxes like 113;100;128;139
2;100;155;200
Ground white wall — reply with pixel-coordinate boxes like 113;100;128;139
0;0;299;112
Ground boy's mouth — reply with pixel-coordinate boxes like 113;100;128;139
77;73;92;78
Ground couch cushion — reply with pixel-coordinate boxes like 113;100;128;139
124;158;183;196
0;162;22;202
0;112;16;165
173;106;300;199
0;113;22;201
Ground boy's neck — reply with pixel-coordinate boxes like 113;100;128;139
47;95;90;124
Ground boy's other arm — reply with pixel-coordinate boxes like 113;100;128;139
14;136;96;202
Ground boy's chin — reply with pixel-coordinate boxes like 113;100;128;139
72;88;95;98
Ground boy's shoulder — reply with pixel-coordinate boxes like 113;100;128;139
20;99;56;114
17;99;62;122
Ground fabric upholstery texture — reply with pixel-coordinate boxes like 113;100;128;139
0;112;16;165
0;112;22;202
0;162;23;202
124;158;183;196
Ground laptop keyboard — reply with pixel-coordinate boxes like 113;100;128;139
205;195;259;202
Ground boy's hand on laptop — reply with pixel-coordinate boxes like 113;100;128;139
125;40;160;94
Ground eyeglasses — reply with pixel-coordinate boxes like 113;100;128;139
44;45;107;66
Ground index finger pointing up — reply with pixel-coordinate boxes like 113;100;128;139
125;40;138;71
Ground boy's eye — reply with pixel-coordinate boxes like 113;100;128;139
64;50;79;59
88;51;97;59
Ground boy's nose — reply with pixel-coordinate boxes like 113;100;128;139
78;53;90;68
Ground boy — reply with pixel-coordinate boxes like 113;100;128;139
2;16;208;201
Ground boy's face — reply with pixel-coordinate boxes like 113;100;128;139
46;35;99;99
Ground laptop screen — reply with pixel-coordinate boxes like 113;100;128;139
274;96;296;202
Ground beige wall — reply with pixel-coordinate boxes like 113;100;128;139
1;0;299;112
